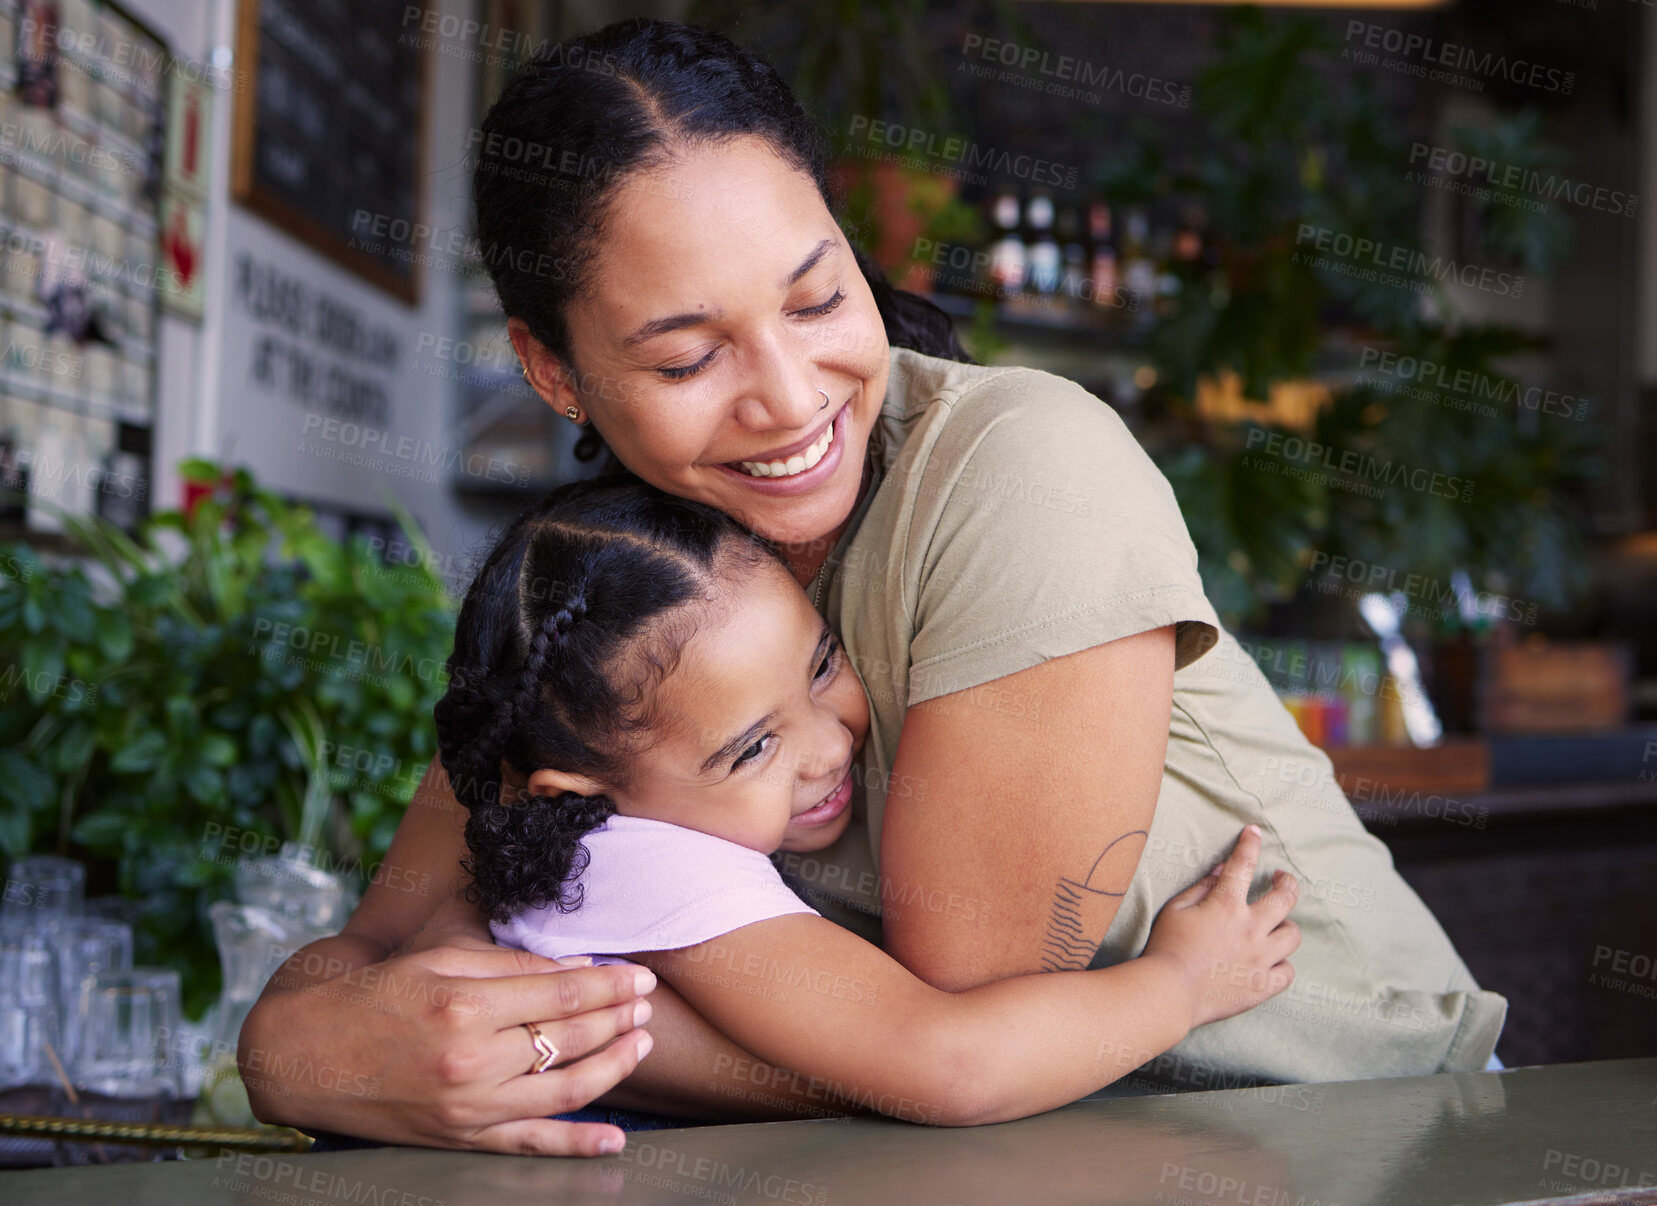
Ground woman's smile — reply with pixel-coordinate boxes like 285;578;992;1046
715;402;848;493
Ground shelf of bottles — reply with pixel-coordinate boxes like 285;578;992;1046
0;0;161;535
924;188;1222;343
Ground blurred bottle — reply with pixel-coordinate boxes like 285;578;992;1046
1122;207;1157;320
988;190;1027;296
1087;200;1117;309
1378;676;1410;746
1056;204;1087;305
1342;644;1383;746
1026;192;1060;296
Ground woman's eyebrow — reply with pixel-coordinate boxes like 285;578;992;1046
783;238;836;287
620;239;837;351
621;308;723;350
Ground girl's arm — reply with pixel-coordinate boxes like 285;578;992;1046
631;827;1299;1127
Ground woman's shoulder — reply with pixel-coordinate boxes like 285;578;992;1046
880;346;1170;515
887;346;1106;420
882;346;1140;469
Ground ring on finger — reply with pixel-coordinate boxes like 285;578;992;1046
523;1020;560;1074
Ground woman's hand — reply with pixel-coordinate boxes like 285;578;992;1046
241;936;656;1155
1142;825;1300;1030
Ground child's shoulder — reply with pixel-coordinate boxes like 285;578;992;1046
492;815;818;961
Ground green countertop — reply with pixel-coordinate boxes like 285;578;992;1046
6;1058;1655;1205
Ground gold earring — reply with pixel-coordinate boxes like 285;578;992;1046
565;406;581;422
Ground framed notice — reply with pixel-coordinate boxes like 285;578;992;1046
230;0;428;304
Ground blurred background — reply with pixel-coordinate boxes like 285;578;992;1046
0;0;1653;1163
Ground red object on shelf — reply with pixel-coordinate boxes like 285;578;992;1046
181;472;235;518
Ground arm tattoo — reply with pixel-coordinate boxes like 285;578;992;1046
1040;830;1148;972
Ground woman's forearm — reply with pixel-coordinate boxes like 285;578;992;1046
236;757;656;1154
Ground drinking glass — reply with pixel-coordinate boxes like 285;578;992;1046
60;967;188;1164
0;925;63;1089
0;925;64;1166
3;855;85;922
48;917;133;1065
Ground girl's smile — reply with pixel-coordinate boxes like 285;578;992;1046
792;769;855;828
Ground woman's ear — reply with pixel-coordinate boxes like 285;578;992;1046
507;317;580;418
527;766;607;800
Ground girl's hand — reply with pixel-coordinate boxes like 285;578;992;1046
1142;825;1300;1030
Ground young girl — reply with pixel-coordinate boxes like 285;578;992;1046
434;477;1301;1127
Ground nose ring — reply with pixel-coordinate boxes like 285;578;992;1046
817;389;830;410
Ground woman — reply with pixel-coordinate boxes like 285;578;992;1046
240;18;1505;1156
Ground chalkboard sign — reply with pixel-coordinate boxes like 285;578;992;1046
231;0;426;303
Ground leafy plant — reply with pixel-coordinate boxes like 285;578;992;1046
1129;9;1598;631
0;460;455;1015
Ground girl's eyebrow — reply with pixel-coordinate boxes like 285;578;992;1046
619;238;836;350
700;712;777;775
697;624;835;775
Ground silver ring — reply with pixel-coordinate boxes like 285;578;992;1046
817;389;830;410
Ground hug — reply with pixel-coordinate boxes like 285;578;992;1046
241;17;1504;1157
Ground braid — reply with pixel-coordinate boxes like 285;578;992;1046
439;574;617;923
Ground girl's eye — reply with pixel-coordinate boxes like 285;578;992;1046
658;347;718;381
814;637;841;682
733;734;773;769
794;289;845;318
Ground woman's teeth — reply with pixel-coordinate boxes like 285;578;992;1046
737;419;834;478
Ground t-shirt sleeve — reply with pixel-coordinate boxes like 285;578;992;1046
490;816;819;962
904;369;1220;706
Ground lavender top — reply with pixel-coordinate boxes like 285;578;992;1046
491;814;818;962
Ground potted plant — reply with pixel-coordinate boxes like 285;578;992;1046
0;459;455;1018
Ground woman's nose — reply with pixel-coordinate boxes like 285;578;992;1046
731;329;822;430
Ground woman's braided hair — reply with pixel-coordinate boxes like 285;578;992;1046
434;475;776;924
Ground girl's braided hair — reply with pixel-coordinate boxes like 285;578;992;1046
434;476;775;924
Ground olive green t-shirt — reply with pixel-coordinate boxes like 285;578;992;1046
778;345;1506;1085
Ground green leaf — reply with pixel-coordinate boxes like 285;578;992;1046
178;457;220;484
51;721;96;774
199;733;238;767
109;729;167;773
55;584;97;644
385;674;415;712
175;857;222;888
0;807;29;857
20;636;66;705
96;609;134;661
0;750;54;815
184;764;225;806
71;809;130;850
